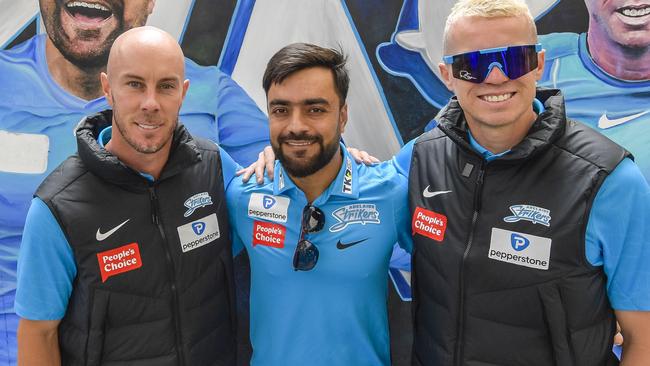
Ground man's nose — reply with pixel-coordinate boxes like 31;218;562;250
141;89;161;112
483;63;509;84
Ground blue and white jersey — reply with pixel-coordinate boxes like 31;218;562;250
0;34;269;315
227;146;412;366
538;32;650;182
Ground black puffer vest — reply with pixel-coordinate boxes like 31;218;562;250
409;89;626;366
36;111;236;365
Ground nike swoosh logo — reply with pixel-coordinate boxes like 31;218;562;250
336;238;368;250
96;219;130;241
423;186;452;198
598;110;650;129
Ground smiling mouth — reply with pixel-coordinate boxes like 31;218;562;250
480;92;514;103
284;140;315;146
65;1;113;22
136;123;161;130
617;5;650;18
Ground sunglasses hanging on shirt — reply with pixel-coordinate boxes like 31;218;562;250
293;205;325;271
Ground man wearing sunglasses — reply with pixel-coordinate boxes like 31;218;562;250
226;43;413;365
385;0;650;364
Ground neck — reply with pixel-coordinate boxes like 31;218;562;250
289;148;343;204
45;38;105;100
587;27;650;80
105;137;171;181
467;112;537;155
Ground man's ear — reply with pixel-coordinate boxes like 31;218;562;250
147;0;156;15
100;72;113;107
339;103;348;134
438;63;454;92
534;49;546;81
181;79;190;100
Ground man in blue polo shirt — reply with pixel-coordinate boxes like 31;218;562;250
226;43;412;365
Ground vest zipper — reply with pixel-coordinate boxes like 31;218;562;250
149;186;186;366
455;163;485;366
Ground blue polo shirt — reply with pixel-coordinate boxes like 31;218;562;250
227;145;412;366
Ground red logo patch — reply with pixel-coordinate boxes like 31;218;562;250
253;220;286;248
412;207;448;242
97;243;142;282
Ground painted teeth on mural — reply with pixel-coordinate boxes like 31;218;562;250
482;93;513;102
66;1;110;13
620;7;650;17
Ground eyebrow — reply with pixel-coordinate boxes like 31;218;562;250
269;98;331;106
121;74;180;84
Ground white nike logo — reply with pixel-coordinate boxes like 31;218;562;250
96;219;130;241
423;187;452;198
598;110;650;129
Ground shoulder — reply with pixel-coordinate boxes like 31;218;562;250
36;155;89;203
539;32;580;61
357;160;407;196
556;119;628;173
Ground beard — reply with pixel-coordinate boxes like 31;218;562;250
43;0;127;69
273;128;341;178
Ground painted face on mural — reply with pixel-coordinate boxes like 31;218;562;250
585;0;650;48
39;0;155;68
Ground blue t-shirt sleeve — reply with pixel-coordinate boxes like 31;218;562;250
15;198;76;320
215;74;270;166
225;172;245;257
393;171;413;254
585;158;650;310
391;139;415;176
219;146;242;191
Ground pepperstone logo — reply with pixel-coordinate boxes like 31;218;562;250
329;204;380;232
488;228;552;270
177;214;221;253
503;204;551;227
248;193;290;223
263;195;276;209
183;192;213;217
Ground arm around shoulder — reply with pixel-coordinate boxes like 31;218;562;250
18;318;61;366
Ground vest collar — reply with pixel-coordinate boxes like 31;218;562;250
435;88;567;162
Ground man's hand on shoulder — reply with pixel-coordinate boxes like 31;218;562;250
237;146;275;184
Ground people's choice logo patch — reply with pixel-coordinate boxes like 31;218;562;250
253;220;286;248
412;206;447;242
248;193;289;223
97;243;142;282
488;228;551;270
177;213;220;253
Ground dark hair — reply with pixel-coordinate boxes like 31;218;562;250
263;43;349;105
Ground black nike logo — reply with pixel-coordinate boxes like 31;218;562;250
336;238;368;250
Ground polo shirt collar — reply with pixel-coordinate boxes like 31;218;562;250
272;142;359;200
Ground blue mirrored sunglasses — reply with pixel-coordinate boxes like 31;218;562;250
442;44;542;83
